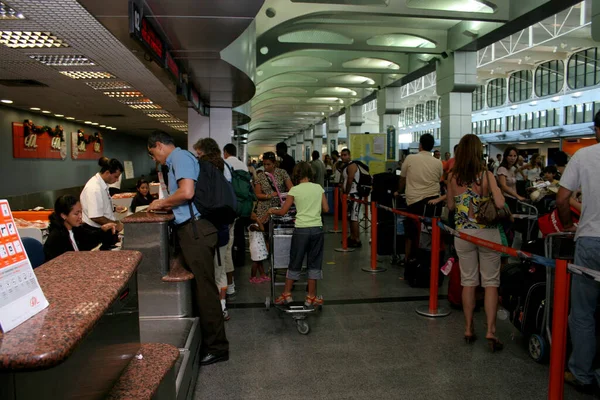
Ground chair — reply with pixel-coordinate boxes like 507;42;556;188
22;237;45;269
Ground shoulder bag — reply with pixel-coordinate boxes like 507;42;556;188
476;171;512;226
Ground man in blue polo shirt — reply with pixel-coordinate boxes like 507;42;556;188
148;131;229;366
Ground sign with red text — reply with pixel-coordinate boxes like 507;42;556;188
0;200;49;333
12;122;67;160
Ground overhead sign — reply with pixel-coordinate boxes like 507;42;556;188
130;1;164;64
165;52;180;82
387;125;396;161
0;200;49;332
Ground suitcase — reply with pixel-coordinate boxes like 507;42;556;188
371;172;398;207
404;249;445;288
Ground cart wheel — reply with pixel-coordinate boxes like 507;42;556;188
528;334;547;363
296;320;310;335
265;297;271;310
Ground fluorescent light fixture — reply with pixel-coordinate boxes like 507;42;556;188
518;142;527;145
536;141;544;144
29;54;95;66
1;99;12;104
117;98;154;105
0;31;68;48
510;105;518;110
60;71;115;80
66;117;74;120
54;114;63;117
84;121;92;124
572;92;583;98
85;81;131;90
529;101;538;106
91;122;99;126
103;91;143;98
30;107;40;110
99;125;106;128
0;2;25;20
551;96;560;102
129;104;162;110
42;110;51;114
481;111;488;115
551;139;560;143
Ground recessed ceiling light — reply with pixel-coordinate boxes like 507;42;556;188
0;2;25;20
66;117;74;120
1;99;12;104
0;31;68;48
54;114;64;117
91;122;99;126
42;110;51;114
29;54;95;66
551;96;561;102
117;98;153;105
85;81;131;90
84;121;92;124
536;141;544;144
129;103;162;110
572;92;583;98
551;139;560;143
510;105;518;110
144;112;173;118
30;107;40;111
100;125;106;128
60;71;115;80
103;91;143;98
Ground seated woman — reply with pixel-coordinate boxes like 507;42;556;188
44;195;117;261
130;179;153;212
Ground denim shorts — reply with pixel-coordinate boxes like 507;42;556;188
287;227;324;280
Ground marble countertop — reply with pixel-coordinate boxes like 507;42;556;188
105;343;180;400
122;211;174;224
0;251;142;371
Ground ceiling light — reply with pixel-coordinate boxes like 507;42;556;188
60;71;115;80
518;142;527;145
118;98;154;105
144;112;173;118
103;91;143;98
510;105;518;110
84;121;92;124
29;54;95;66
54;114;64;117
572;92;583;98
66;117;74;120
129;104;162;110
529;101;537;106
551;139;560;143
0;2;25;20
0;31;68;48
536;141;544;144
85;81;132;90
30;107;40;111
100;125;106;128
1;99;12;104
91;122;99;126
42;110;51;114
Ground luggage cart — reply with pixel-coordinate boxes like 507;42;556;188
264;215;317;335
528;232;575;363
515;201;539;242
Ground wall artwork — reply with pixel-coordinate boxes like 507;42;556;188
71;129;103;160
12;121;67;160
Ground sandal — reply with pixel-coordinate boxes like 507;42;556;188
260;275;271;282
464;334;477;344
487;337;504;352
249;277;261;284
304;295;324;309
275;292;293;306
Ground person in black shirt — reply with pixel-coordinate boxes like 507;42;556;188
44;195;117;261
130;179;154;213
276;142;296;177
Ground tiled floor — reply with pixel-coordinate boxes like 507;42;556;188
195;217;589;400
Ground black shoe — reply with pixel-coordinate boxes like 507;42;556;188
349;241;362;248
200;351;229;366
565;372;595;394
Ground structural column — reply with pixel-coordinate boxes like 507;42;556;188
345;105;364;151
436;51;477;154
288;136;297;161
313;122;325;156
304;128;314;161
187;108;232;151
377;87;402;161
326;116;340;154
295;133;304;162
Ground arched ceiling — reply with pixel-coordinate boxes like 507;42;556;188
247;0;581;147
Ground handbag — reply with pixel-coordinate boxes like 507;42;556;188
264;172;286;205
476;171;512;226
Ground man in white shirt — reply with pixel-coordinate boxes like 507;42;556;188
341;148;362;247
557;111;600;394
80;158;124;249
396;133;443;262
223;143;249;299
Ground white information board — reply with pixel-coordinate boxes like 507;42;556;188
123;161;134;180
0;200;49;333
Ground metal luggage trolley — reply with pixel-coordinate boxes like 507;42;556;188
528;232;575;363
515;201;539;242
264;214;317;335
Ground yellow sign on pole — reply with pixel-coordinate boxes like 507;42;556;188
350;133;387;175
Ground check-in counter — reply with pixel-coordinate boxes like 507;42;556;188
0;251;143;400
122;211;200;400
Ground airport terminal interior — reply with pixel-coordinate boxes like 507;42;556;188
1;0;600;399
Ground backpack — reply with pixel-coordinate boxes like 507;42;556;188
348;161;373;197
226;163;256;217
192;159;237;227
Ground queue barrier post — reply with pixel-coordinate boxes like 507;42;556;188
548;259;570;400
335;193;355;253
416;217;450;318
329;187;342;233
362;201;386;273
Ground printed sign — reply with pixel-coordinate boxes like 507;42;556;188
12;122;67;160
71;131;103;160
350;133;387;175
123;161;135;180
0;200;49;332
387;125;396;161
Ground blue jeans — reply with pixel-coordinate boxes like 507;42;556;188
568;237;600;385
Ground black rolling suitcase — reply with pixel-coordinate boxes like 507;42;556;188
404;249;445;288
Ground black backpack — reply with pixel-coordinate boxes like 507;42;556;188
192;159;238;227
348;161;373;197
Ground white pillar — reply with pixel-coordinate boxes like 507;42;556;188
313;123;325;157
295;133;304;162
304;128;314;161
345;105;364;151
436;51;478;154
326;116;340;154
378;87;402;161
188;109;210;150
187;108;232;152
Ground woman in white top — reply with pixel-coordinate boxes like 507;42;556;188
496;146;526;212
522;153;543;184
44;195;116;261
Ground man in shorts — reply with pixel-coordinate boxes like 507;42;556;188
341;148;362;247
396;133;443;262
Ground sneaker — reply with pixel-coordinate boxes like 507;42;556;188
226;284;236;296
249;277;261;284
223;308;230;321
564;371;595;394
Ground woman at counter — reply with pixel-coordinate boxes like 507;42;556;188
44;195;117;261
130;179;154;213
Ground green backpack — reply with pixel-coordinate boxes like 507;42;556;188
227;164;256;217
